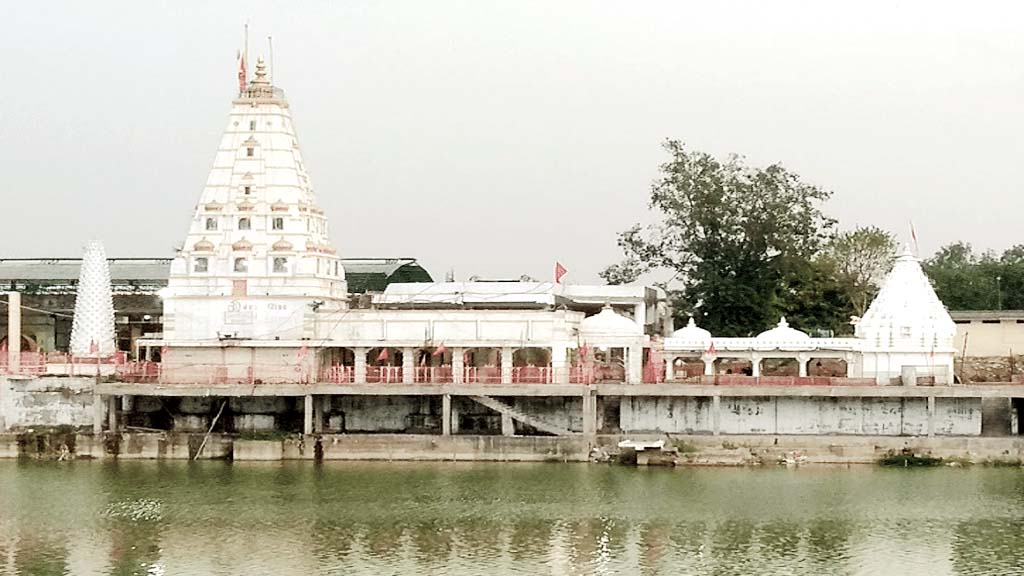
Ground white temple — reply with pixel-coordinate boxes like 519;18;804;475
69;241;116;356
150;58;957;388
161;57;346;343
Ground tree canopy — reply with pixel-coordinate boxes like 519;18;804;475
601;141;845;335
923;243;1024;310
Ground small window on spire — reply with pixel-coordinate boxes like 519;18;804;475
249;120;256;131
205;217;217;231
272;217;284;231
244;186;251;195
234;258;248;273
193;257;208;273
246;147;254;157
238;217;251;231
273;257;288;274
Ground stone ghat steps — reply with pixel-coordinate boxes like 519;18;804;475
468;395;575;436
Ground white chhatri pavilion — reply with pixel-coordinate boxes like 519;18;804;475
662;246;957;384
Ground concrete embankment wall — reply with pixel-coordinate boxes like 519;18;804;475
595;434;1024;465
0;432;588;462
5;431;1024;465
620;396;982;436
0;376;98;430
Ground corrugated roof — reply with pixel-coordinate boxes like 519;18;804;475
0;257;432;293
0;259;172;281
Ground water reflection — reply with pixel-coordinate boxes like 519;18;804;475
1;461;1023;575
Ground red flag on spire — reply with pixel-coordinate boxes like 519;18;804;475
238;53;247;94
555;262;568;284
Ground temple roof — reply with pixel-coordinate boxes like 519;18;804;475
579;305;643;336
855;245;956;345
756;317;810;340
670;318;712;342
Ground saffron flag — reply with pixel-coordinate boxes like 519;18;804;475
432;342;447;357
238;53;247;93
555;262;568;284
376;347;389;362
707;340;717;357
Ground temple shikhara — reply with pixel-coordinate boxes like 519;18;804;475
0;51;1000;452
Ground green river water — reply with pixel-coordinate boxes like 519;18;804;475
0;461;1023;575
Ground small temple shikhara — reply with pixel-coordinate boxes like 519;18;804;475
145;62;957;389
3;52;982;443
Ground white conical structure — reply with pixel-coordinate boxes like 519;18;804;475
854;244;956;384
162;57;347;341
855;245;956;350
70;241;116;356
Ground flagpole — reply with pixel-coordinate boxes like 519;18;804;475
268;35;274;84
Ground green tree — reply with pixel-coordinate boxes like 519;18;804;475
821;226;897;316
922;242;997;310
601;140;840;335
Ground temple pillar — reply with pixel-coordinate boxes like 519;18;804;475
664;356;675;381
92;394;103;435
798;354;809;377
712;394;721;436
313;395;324;433
6;292;20;374
354;347;367;384
627;345;643;384
927;396;936;437
402;347;414;384
303;394;314;435
703;358;715;376
582;387;597;437
442;394;452;436
751;354;762;377
107;396;117;431
452;347;465;384
552;344;569;384
501;346;513;383
501;412;515;436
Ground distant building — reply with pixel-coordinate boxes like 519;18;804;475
951;310;1024;357
0;256;431;354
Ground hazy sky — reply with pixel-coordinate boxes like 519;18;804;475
3;1;1022;283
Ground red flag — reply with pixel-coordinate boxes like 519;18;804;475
706;340;717;357
376;348;389;362
89;339;99;354
554;262;568;284
238;54;247;93
432;342;447;357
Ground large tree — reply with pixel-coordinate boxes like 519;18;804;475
821;226;898;316
602;141;841;335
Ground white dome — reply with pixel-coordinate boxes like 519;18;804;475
670;318;712;342
580;305;642;336
756;317;810;340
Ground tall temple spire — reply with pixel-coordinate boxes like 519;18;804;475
162;59;347;341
